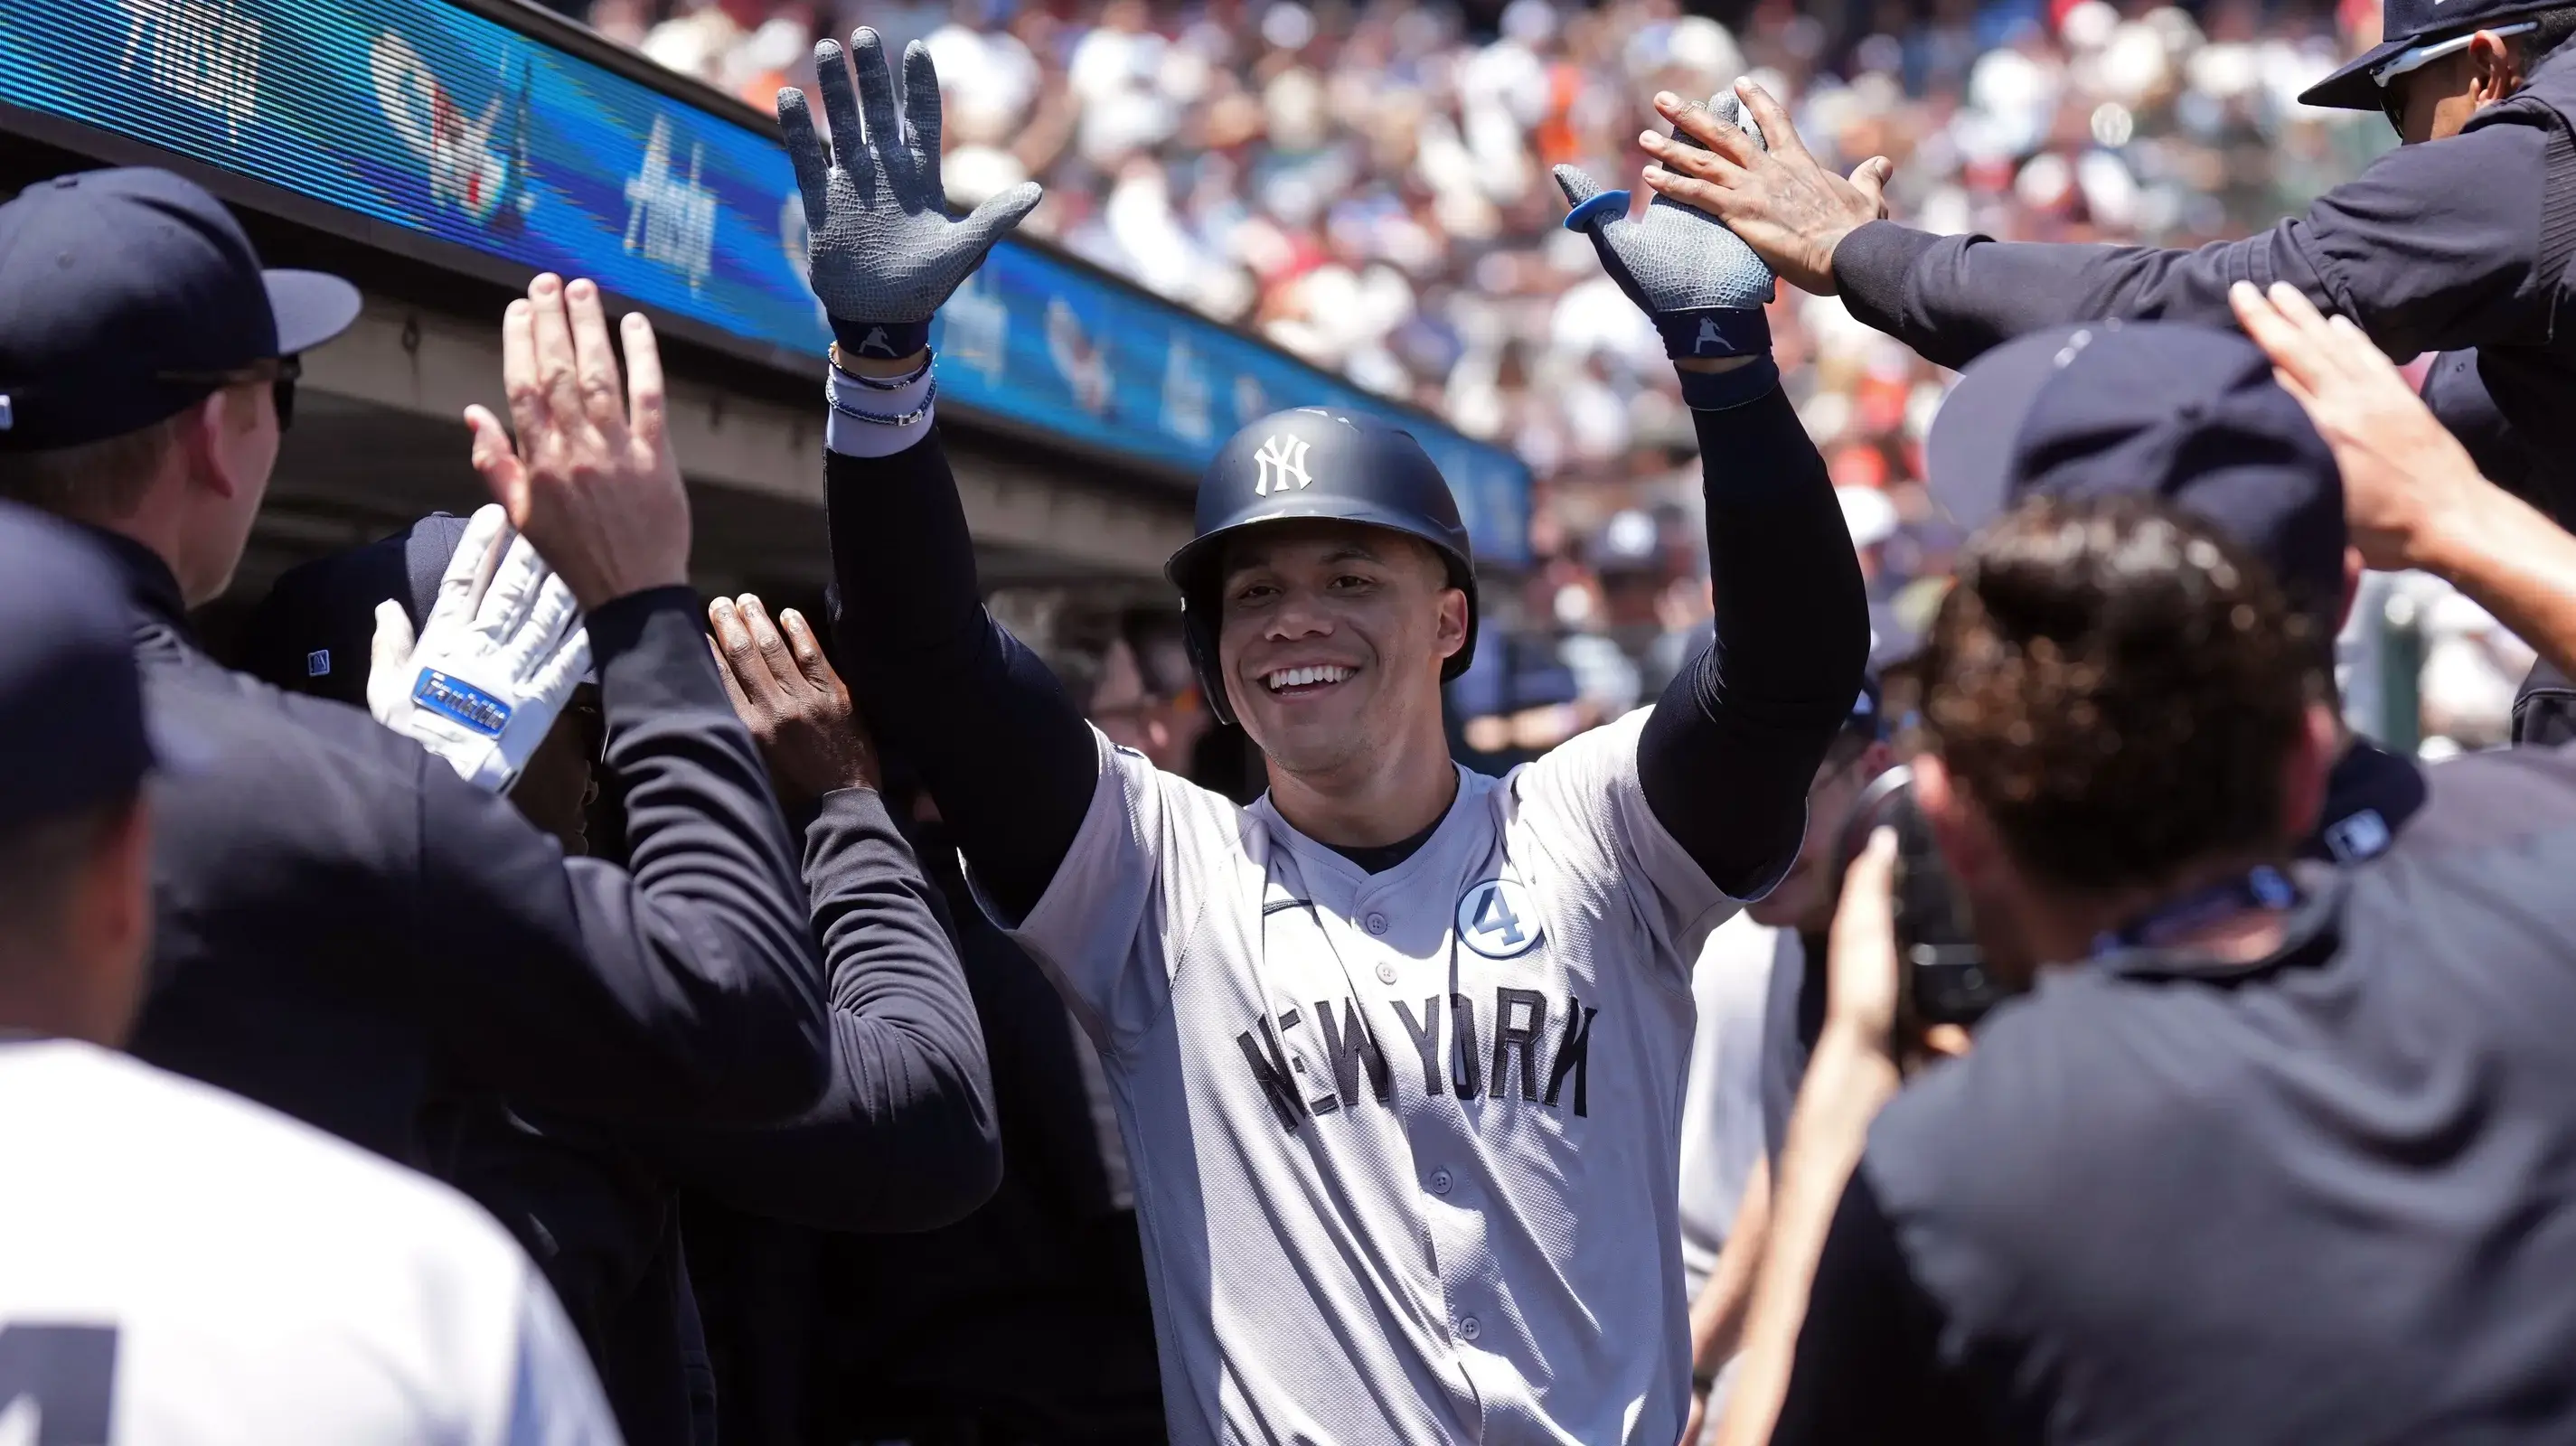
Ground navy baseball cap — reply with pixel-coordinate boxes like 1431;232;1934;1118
1924;321;2347;627
240;512;476;709
2299;0;2563;110
0;168;361;452
0;501;202;830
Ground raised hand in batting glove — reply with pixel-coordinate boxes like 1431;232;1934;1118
1555;90;1777;369
368;503;593;793
778;27;1043;365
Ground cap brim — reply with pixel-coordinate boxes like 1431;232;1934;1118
1164;500;1476;595
2297;38;2406;110
1924;324;2101;534
265;269;362;355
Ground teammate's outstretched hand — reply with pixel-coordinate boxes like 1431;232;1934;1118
368;503;592;793
1638;80;1890;297
465;274;691;609
709;594;879;803
1554;89;1776;362
2230;280;2485;573
778;28;1041;362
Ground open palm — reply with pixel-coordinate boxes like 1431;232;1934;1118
777;28;1041;331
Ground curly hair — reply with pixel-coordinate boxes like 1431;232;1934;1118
1921;495;2325;893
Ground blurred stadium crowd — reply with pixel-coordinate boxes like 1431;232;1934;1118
594;0;2528;749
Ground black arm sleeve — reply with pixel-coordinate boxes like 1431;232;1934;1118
417;587;831;1124
823;434;1099;923
1832;121;2559;370
1771;1169;1984;1446
1638;388;1870;898
636;786;1001;1232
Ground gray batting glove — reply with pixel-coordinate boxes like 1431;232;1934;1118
1555;91;1776;361
778;29;1042;362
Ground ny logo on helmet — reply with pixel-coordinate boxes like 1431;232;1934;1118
1254;435;1313;495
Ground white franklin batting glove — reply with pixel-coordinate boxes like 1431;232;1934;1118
367;504;594;793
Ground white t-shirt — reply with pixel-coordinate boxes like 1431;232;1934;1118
0;1039;621;1445
991;709;1745;1445
1676;911;1783;1300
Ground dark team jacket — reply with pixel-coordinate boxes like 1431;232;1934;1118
1833;44;2576;522
1773;741;2576;1444
681;808;1132;1446
808;818;1164;1444
1829;49;2576;741
443;786;1000;1446
106;531;830;1164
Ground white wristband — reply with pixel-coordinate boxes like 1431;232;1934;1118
825;361;935;458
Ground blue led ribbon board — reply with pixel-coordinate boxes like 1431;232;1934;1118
0;0;1530;564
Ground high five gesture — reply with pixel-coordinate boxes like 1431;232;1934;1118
777;29;1042;365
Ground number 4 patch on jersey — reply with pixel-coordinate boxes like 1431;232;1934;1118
1456;878;1542;959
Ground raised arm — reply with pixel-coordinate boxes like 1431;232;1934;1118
778;29;1091;922
1641;79;2562;371
2236;280;2576;682
402;277;830;1124
1645;382;1870;895
636;595;999;1232
1556;94;1869;900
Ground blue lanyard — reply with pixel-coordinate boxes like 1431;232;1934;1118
2091;866;2299;959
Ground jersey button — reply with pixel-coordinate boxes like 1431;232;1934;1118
1458;1316;1481;1342
1366;912;1389;935
1429;1168;1453;1196
1377;962;1399;985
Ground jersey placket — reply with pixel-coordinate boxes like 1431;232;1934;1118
1351;862;1510;1440
1266;857;1481;1423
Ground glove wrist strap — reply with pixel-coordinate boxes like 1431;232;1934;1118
1656;307;1771;362
830;319;934;362
1678;355;1780;411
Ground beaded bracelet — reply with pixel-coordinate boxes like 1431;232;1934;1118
825;374;938;427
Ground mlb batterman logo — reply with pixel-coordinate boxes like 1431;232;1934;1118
1456;878;1542;959
1253;434;1312;495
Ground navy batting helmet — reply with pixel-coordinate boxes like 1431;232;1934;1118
1165;408;1478;727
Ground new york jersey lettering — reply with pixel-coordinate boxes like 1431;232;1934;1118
1315;997;1393;1109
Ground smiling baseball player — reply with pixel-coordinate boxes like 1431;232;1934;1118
778;38;1866;1444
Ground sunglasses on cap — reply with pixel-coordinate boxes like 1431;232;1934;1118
2374;20;2536;136
155;354;301;430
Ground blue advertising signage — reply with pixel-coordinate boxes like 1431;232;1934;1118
0;0;1532;565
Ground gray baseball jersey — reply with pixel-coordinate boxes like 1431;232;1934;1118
0;1039;619;1445
991;707;1744;1445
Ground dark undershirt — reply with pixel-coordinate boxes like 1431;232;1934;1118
1325;808;1449;874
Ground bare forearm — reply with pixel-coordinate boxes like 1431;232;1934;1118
1712;1024;1900;1446
1690;1156;1771;1378
2420;484;2576;683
